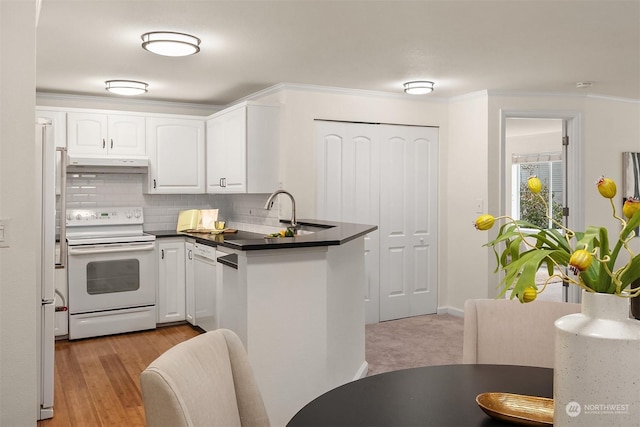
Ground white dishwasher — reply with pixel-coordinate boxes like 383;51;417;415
193;243;217;331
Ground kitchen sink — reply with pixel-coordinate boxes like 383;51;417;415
264;224;331;237
294;224;331;235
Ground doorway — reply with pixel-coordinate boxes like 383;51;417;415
502;111;583;303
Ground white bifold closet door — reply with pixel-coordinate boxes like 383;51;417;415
316;120;438;323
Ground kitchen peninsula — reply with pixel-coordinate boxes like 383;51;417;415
153;219;376;427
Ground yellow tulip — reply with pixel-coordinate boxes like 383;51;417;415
527;176;542;194
569;249;592;274
597;176;617;199
474;214;495;231
522;287;537;303
622;197;640;219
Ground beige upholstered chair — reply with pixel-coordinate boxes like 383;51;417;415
140;329;270;427
463;298;581;368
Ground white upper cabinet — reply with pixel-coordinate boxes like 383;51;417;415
206;103;279;194
146;117;206;194
67;112;146;156
206;107;246;193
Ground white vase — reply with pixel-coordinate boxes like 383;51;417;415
554;290;640;426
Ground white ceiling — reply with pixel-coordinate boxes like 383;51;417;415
36;0;640;107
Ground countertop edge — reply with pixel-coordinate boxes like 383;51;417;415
149;219;377;251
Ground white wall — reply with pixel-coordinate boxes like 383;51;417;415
584;97;640;233
583;97;640;262
0;0;38;424
444;93;490;309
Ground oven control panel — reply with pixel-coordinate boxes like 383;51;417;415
66;207;144;226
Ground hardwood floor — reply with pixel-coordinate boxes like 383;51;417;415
37;324;201;427
37;315;464;426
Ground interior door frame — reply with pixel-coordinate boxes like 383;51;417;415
500;109;584;303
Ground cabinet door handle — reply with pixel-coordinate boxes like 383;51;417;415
110;139;114;149
161;249;165;259
153;179;157;189
102;138;106;149
188;250;193;260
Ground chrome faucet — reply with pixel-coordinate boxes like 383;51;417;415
264;190;298;229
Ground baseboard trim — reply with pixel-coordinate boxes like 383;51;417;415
437;306;464;317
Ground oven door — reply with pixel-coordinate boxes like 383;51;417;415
67;241;156;313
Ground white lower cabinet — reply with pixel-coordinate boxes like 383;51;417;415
157;239;186;323
158;238;218;330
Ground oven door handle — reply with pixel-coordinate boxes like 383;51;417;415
68;242;155;255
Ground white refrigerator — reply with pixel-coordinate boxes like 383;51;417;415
36;118;66;420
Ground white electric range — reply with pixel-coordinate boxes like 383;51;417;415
66;207;156;339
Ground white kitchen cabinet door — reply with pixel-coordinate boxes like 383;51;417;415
185;241;195;325
206;103;279;194
147;117;205;193
67;112;108;155
106;114;146;155
157;239;186;324
206;107;246;193
67;112;145;156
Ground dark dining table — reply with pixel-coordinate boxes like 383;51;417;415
287;364;553;427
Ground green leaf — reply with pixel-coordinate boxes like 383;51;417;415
497;249;558;298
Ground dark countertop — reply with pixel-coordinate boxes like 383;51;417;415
149;219;377;251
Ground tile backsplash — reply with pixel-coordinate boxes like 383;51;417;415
65;173;283;232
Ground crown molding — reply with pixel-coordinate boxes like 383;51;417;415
36;91;221;113
237;82;449;105
487;90;640;104
38;86;640;112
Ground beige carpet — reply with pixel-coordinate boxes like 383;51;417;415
365;313;464;376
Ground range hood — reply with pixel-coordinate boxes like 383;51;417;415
67;155;149;173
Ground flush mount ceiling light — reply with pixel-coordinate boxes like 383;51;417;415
403;81;435;95
141;31;201;57
105;80;148;96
